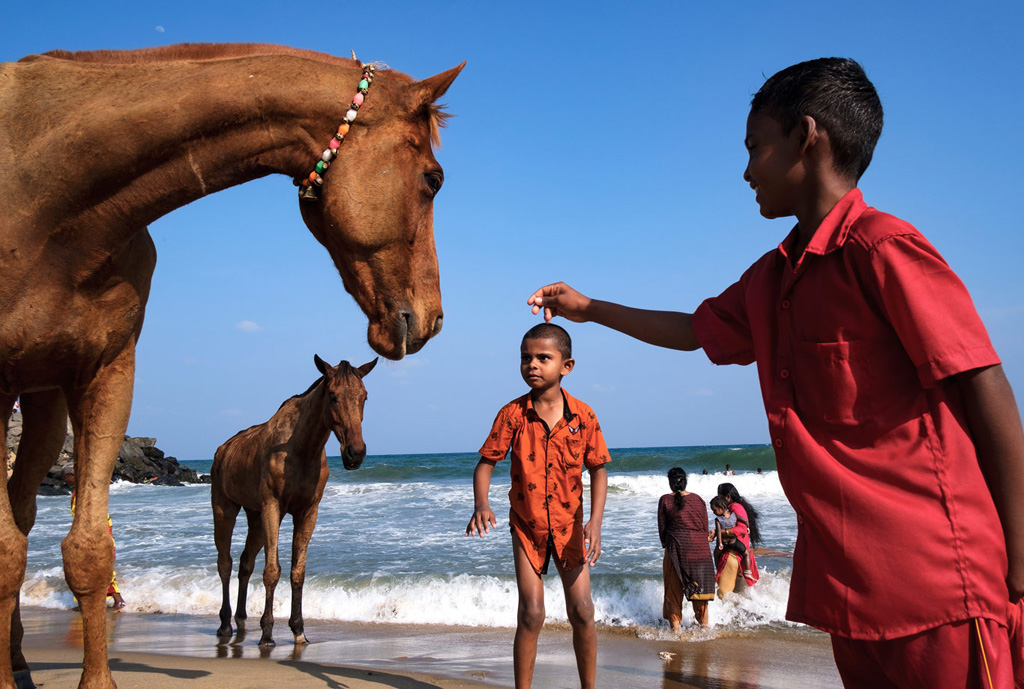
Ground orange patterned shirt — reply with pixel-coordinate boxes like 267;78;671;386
479;388;610;574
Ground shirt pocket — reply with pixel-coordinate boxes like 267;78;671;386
791;338;922;429
560;435;584;468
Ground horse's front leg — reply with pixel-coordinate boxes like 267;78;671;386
0;393;30;689
258;502;283;647
63;345;138;689
288;504;320;645
234;508;264;632
7;390;69;689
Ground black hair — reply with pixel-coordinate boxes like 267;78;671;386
717;482;762;546
522;323;572;359
709;495;729;513
751;57;883;182
668;467;687;509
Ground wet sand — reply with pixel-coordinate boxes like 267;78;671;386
20;606;842;688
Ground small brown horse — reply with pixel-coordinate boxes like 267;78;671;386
211;355;375;647
0;43;462;689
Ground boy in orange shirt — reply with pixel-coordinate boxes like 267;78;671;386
467;323;609;689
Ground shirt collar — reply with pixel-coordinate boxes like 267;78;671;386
525;388;578;423
778;187;868;262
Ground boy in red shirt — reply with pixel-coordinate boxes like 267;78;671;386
528;58;1024;688
467;323;609;689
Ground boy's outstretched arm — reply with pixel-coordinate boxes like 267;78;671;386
957;364;1024;602
584;466;608;565
466;458;498;537
528;282;701;351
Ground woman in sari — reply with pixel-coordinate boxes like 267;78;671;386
658;468;716;628
714;482;761;597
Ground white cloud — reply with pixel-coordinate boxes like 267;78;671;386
689;387;715;397
220;408;243;418
590;383;615;393
236;320;261;333
155;26;165;33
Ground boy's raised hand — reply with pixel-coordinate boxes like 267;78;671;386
528;282;591;323
466;507;496;537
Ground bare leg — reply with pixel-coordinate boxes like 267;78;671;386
63;345;137;689
211;477;240;639
235;508;264;630
511;531;545;689
8;391;69;686
717;553;740;598
556;559;596;689
289;505;320;644
691;600;709;628
258;503;283;647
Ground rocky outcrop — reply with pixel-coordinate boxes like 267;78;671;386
5;412;206;495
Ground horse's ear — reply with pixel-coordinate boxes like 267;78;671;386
314;354;329;374
412;62;466;105
357;358;379;378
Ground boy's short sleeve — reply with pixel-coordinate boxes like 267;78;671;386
583;409;611;470
865;232;1000;386
478;404;515;461
692;272;757;366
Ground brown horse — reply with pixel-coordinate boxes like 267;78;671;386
0;44;462;689
211;355;375;647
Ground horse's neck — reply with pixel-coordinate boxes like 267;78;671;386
289;383;332;457
19;54;363;240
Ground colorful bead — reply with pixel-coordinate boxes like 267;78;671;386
297;63;376;195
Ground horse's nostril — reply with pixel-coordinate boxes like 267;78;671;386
432;315;443;337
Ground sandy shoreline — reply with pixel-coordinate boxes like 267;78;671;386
21;606;842;688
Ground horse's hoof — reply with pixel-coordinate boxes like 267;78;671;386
258;637;276;648
294;633;309;645
14;669;36;689
216;625;233;640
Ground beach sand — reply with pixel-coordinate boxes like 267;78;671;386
21;606;843;688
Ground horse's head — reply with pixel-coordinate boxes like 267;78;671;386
314;354;377;470
300;62;465;361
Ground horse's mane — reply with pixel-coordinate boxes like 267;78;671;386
279;375;325;411
38;43;450;147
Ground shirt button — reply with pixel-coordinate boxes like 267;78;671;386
781;299;790;309
780;369;790;379
773;438;783;448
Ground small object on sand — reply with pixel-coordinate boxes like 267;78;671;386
659;651;677;660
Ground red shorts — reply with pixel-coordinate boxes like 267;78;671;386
830;618;1014;689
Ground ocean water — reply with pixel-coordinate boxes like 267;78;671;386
21;445;800;633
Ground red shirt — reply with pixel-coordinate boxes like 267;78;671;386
479;388;610;574
692;188;1006;639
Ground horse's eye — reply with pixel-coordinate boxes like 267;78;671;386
424;171;443;197
329;393;338;404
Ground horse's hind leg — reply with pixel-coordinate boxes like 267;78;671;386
63;345;138;689
258;503;283;647
7;391;69;689
288;504;320;645
235;508;264;632
211;478;240;639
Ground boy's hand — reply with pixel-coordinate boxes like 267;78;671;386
466;507;496;537
528;282;591;323
584;520;602;565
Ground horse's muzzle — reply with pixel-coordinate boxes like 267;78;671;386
341;444;366;470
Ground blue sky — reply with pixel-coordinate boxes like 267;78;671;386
3;1;1022;460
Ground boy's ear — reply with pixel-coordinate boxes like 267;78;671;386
561;357;575;375
798;115;821;154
